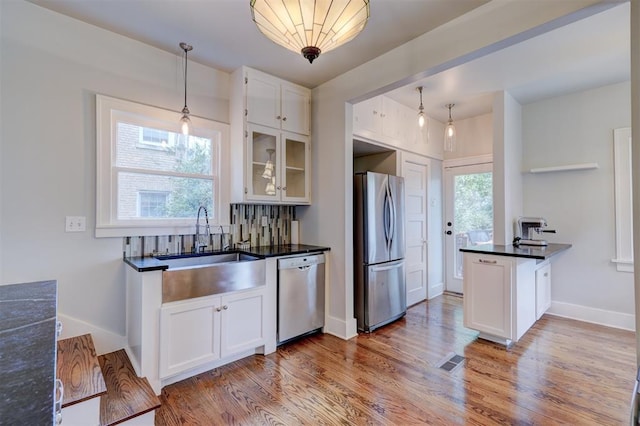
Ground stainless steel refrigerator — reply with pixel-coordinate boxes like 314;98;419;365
354;171;406;332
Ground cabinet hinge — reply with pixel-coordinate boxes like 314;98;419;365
245;109;248;117
244;77;248;84
244;187;248;194
244;130;248;138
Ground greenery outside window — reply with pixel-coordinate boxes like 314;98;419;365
96;94;230;237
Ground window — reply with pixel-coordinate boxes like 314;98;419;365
138;191;169;217
96;95;229;237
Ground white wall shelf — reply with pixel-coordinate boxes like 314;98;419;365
527;163;599;174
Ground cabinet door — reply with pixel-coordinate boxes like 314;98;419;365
159;296;221;378
246;124;281;202
246;70;280;129
381;96;400;141
463;255;513;340
353;96;382;136
535;263;551;320
281;83;311;135
281;132;310;204
220;289;265;358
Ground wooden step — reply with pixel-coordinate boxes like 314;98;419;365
98;349;161;426
56;334;107;406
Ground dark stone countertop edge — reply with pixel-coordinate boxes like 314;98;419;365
125;244;331;272
459;243;572;260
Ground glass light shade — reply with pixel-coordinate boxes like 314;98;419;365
262;160;274;179
250;0;370;63
444;122;456;152
265;177;276;195
180;114;191;136
418;112;425;128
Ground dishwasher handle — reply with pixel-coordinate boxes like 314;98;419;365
278;253;325;269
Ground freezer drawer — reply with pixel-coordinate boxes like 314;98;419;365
278;254;325;344
356;259;406;332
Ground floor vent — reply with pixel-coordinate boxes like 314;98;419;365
436;353;465;372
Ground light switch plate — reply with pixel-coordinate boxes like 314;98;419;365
65;216;86;232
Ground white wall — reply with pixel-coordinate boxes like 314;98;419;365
0;1;229;335
443;113;493;160
522;81;634;328
301;1;605;339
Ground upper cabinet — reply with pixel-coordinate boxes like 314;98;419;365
353;95;428;156
246;68;311;136
230;66;312;205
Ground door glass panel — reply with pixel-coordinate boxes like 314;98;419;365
251;130;277;197
285;137;305;198
453;172;493;279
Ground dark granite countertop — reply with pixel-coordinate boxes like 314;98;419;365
0;280;57;425
460;243;572;260
125;244;330;272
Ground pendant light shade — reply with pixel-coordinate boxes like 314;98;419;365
444;103;456;152
262;149;275;179
417;86;425;128
179;42;193;136
250;0;370;64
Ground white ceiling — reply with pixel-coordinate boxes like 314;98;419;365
25;0;630;123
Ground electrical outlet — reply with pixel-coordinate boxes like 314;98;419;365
65;216;86;232
261;216;268;227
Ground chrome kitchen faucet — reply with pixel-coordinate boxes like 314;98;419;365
195;205;210;253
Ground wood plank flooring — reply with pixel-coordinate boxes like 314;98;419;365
155;295;636;425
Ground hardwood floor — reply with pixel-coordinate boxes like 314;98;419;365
155;295;636;425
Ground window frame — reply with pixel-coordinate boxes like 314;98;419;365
96;94;230;237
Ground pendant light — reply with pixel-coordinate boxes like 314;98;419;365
417;86;425;128
250;0;370;64
179;42;193;136
444;104;456;152
262;149;275;179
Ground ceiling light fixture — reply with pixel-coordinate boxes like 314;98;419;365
417;86;425;128
444;104;456;152
179;42;193;136
249;0;370;64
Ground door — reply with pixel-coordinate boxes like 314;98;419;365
365;260;406;330
220;289;265;358
246;123;280;202
359;172;391;264
444;163;493;293
246;69;280;129
280;83;310;135
402;160;428;306
281;132;310;204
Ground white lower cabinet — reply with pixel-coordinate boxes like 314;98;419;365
535;262;551;320
463;253;537;345
159;287;265;379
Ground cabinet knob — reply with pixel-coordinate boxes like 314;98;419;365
446;230;452;235
216;307;222;312
276;115;282;120
282;186;287;190
282;116;287;121
223;305;228;310
277;186;281;190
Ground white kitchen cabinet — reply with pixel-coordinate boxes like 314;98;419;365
535;262;551;320
463;253;537;346
353;95;428;154
246;67;310;136
231;66;312;205
246;123;310;204
159;286;266;379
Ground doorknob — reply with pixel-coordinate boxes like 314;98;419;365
446;230;452;235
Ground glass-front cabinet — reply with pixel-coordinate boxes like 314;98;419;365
247;123;310;204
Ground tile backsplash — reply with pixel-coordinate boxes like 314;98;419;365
123;204;296;258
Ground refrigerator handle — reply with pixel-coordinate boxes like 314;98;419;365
388;181;396;246
384;183;392;251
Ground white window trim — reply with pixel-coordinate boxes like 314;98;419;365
96;94;230;238
612;127;633;272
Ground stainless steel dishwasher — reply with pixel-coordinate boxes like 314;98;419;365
277;253;325;344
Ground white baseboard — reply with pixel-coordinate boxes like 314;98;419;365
57;312;127;355
324;315;358;340
428;282;444;300
547;301;635;331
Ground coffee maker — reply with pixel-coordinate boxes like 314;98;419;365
514;217;556;246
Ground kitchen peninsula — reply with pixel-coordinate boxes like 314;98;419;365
460;243;571;347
